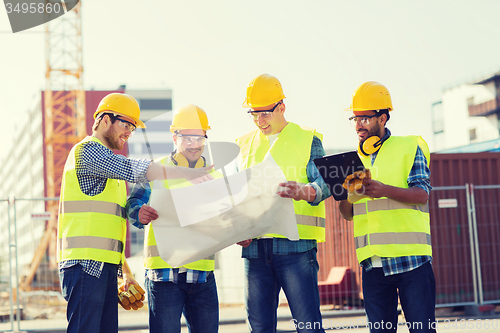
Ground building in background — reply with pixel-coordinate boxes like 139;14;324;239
0;88;173;289
0;97;46;286
123;89;174;256
432;71;500;152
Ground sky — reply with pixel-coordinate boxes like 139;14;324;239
1;0;500;156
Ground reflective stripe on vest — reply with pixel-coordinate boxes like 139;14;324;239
355;232;432;249
236;122;326;242
353;198;429;216
60;201;127;219
296;215;325;228
59;236;124;254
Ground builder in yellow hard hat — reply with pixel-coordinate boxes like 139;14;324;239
339;82;436;332
126;104;221;333
57;93;213;333
236;74;331;332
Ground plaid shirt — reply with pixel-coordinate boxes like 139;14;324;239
242;135;330;258
59;139;151;278
126;152;209;284
361;129;432;276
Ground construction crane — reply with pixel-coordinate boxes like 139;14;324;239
20;0;85;290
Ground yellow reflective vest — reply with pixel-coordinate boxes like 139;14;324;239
353;135;432;263
58;136;127;264
143;155;223;271
236;122;326;242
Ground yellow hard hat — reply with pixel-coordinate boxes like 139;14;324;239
345;81;393;112
170;104;211;133
242;74;286;108
94;93;146;128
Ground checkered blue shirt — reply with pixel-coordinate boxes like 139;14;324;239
59;139;151;278
126;153;209;284
242;135;330;258
145;268;207;284
361;129;433;276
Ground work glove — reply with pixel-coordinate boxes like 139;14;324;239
118;284;146;310
342;169;371;203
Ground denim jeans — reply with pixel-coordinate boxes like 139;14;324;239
146;271;219;333
59;263;119;333
244;239;325;333
362;261;437;333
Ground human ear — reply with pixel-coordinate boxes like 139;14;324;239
379;113;387;126
279;102;286;114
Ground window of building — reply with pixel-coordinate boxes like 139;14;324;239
139;99;172;110
432;101;444;134
469;128;477;141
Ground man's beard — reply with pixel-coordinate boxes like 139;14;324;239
360;122;382;144
103;125;123;150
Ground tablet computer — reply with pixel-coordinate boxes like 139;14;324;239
313;151;365;201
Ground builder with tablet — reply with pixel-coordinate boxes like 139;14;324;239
338;81;437;333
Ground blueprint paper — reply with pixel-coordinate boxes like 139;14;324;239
148;155;299;267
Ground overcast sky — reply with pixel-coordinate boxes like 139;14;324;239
1;0;500;156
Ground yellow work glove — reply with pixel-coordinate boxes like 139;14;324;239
118;284;146;310
342;169;371;203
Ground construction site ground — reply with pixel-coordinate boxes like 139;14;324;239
0;303;500;333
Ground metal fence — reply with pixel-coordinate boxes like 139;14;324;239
471;185;500;305
1;186;499;331
429;184;500;306
0;198;15;332
0;197;61;332
429;185;477;306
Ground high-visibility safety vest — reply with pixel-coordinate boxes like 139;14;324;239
353;135;432;263
236;122;326;242
58;136;127;264
143;155;223;271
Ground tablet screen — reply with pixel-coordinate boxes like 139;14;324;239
313;151;365;201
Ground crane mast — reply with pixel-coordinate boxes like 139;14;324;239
21;0;85;290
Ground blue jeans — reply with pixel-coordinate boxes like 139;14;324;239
59;263;119;333
146;271;219;333
362;261;437;333
244;239;325;333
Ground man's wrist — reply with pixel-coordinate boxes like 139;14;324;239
306;183;321;203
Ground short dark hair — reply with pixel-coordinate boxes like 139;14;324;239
376;109;390;124
92;112;117;131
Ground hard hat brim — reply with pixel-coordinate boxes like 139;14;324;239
134;118;146;129
95;110;146;129
242;97;286;109
170;125;211;133
344;107;393;112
